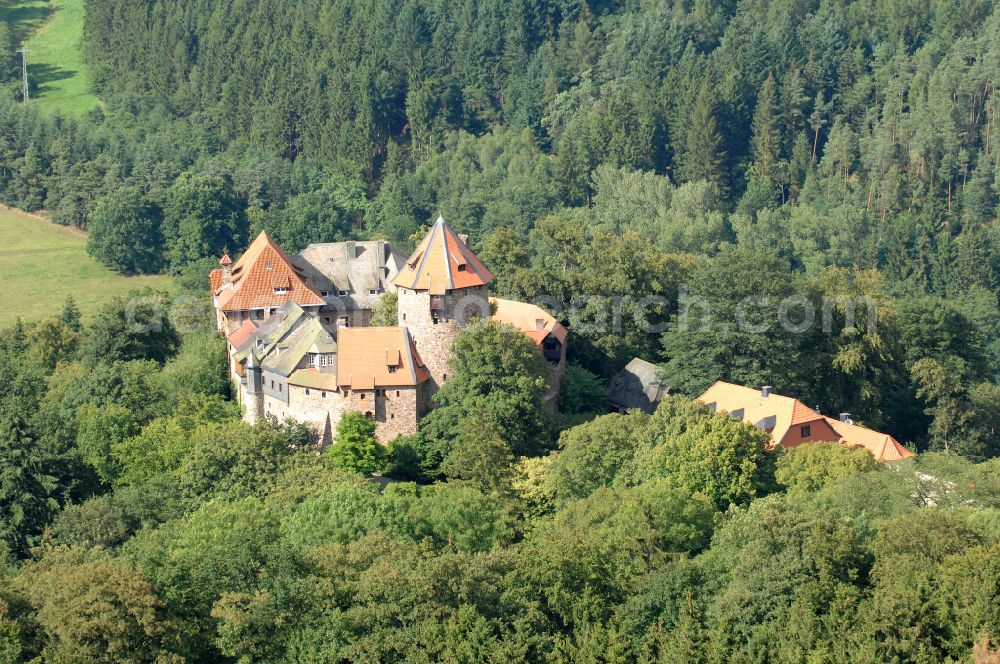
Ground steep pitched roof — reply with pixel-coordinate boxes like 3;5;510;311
261;317;337;377
215;231;324;312
210;268;223;293
234;301;308;364
823;416;913;461
336;327;429;389
393;217;493;295
697;381;911;462
491;298;568;346
226;320;258;350
299;240;406;294
608;358;670;413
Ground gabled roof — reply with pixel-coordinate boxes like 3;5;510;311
261;317;337;377
298;241;406;293
697;381;912;462
210;268;223;293
234;301;308;364
393;217;493;295
215;231;325;312
336;327;429;389
226;320;258;350
698;381;819;443
491;298;568;346
823;416;913;462
608;358;670;413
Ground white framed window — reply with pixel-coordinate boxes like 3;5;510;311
274;287;288;295
368;289;380;296
321;290;330;297
320;355;328;367
337;289;349;296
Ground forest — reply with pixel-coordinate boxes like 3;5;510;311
0;0;999;661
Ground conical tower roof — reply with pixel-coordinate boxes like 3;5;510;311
393;217;493;295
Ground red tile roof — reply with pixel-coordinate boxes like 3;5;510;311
491;297;567;346
393;217;493;295
697;381;912;462
209;268;223;293
226;319;258;350
822;416;913;462
214;231;324;312
336;326;430;389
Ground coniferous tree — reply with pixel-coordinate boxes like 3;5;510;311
750;74;782;185
675;81;725;190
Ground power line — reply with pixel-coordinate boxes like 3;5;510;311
15;48;28;103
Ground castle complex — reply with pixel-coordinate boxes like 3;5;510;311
210;218;567;443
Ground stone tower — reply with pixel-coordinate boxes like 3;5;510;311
393;216;494;394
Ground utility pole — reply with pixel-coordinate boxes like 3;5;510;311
16;48;28;103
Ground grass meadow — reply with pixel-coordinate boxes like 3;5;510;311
2;0;100;115
0;206;174;327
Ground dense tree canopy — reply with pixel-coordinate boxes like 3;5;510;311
1;0;999;660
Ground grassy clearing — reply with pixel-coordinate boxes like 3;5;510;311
2;0;100;116
0;206;174;327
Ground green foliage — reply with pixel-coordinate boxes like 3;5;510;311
162;172;248;274
544;410;648;505
558;362;607;414
86;187;164;274
280;478;388;548
80;290;180;366
370;291;398;326
327;412;387;475
74;403;139;483
14;548;183;662
122;497;283;659
156;330;229;404
775;441;880;494
0;413;57;554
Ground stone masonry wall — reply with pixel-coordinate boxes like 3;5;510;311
287;384;347;445
397;285;489;395
342;385;421;442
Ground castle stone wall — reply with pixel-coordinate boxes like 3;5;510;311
397;285;489;395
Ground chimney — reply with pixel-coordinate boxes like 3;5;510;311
839;413;852;423
345;241;356;260
761;386;772;398
220;253;233;286
458;233;470;246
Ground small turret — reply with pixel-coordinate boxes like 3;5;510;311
220;253;233;286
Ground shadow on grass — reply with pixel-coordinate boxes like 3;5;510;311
27;61;75;97
0;1;55;45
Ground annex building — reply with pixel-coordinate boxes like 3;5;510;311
698;381;913;462
211;218;567;443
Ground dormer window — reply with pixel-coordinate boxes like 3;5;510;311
321;290;330;297
274;287;288;295
368;289;380;296
337;289;349;297
535;318;545;330
265;261;272;270
457;264;467;272
388;366;397;374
